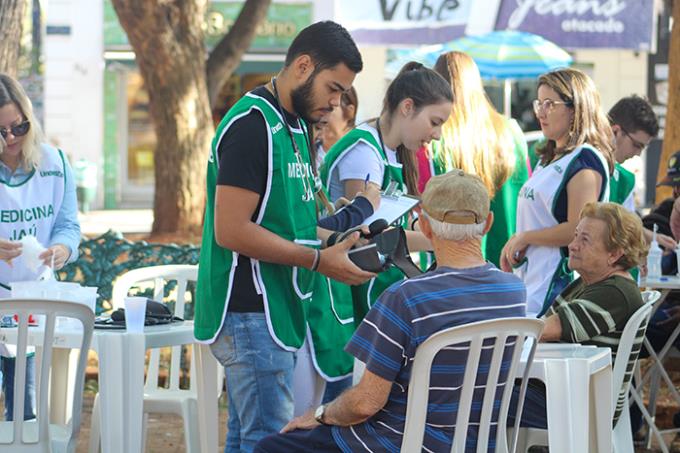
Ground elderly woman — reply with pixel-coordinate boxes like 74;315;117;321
0;73;81;421
512;202;646;429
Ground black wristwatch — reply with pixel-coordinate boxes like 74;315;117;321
314;404;329;425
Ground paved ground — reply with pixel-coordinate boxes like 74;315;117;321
74;391;229;453
79;209;153;236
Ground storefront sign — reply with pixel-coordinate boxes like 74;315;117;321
103;0;312;51
495;0;655;51
338;0;655;50
204;2;311;50
337;0;473;45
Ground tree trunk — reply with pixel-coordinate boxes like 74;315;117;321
0;0;26;77
656;0;680;202
206;0;272;108
111;0;213;235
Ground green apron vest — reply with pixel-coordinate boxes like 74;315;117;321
609;163;639;280
195;91;318;350
609;163;636;209
306;276;355;379
320;125;407;326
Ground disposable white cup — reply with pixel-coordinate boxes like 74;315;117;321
124;297;147;333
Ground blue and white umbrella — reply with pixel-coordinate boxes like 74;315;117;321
387;30;573;115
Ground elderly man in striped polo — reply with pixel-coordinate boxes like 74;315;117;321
255;170;527;453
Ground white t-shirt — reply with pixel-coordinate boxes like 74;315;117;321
328;142;397;202
315;144;326;172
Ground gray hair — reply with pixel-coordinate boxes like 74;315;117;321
0;74;44;171
423;211;486;241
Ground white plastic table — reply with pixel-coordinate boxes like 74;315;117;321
0;321;219;453
520;343;613;453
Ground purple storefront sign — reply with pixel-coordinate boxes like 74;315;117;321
495;0;655;51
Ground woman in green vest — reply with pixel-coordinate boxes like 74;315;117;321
423;51;529;267
319;61;453;325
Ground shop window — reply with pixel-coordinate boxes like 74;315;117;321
126;72;156;186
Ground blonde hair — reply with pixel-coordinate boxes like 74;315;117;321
580;202;646;270
0;73;44;171
536;68;614;172
431;51;516;198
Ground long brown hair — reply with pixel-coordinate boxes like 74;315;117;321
382;61;453;195
535;68;614;172
432;51;516;198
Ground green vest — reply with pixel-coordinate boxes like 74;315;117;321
195;92;318;349
609;163;636;207
609;163;639;280
306;276;355;378
320;124;407;325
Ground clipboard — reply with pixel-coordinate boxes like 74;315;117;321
361;181;420;226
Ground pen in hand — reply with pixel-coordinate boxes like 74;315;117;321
364;173;370;190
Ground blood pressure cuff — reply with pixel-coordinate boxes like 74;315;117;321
349;227;422;278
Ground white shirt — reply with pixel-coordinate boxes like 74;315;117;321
328;141;397;202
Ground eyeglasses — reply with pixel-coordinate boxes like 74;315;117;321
0;120;30;139
620;127;649;152
532;99;573;115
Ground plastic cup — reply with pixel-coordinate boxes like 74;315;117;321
124;297;147;333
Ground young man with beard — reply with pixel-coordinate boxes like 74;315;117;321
195;21;373;452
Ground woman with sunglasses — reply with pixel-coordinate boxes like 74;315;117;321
0;73;81;421
500;68;614;318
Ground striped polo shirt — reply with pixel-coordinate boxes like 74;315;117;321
333;264;526;452
546;275;644;425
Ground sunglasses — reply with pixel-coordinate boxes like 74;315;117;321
0;120;30;139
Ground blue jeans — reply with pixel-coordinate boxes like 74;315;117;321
1;355;36;421
210;312;296;453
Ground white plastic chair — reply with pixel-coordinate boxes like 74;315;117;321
631;290;677;452
401;317;545;453
517;290;658;453
0;298;94;453
89;265;203;453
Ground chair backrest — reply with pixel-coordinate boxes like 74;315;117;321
400;317;545;453
611;290;659;419
111;265;198;392
0;298;94;451
111;264;198;317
